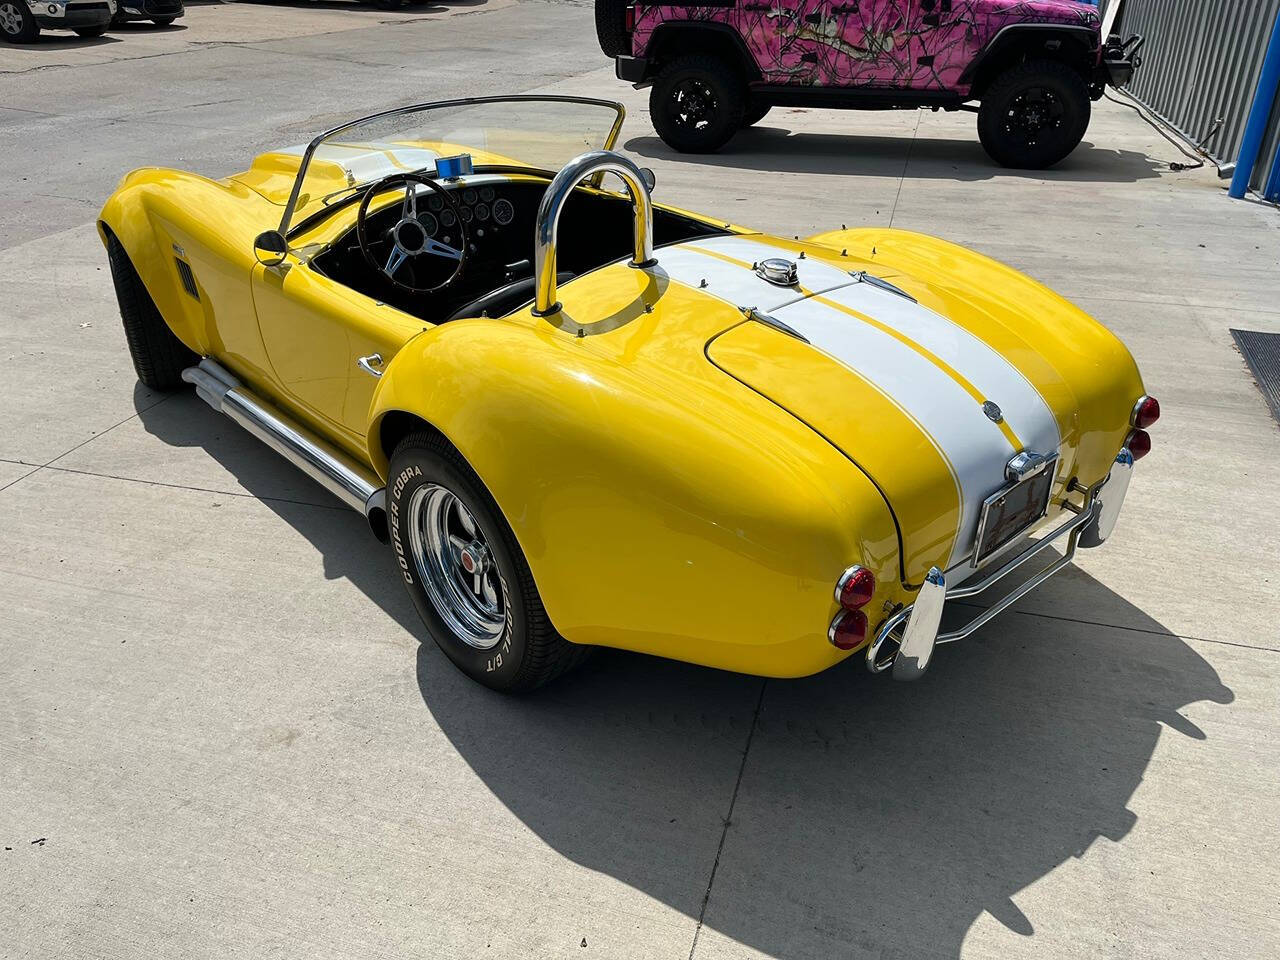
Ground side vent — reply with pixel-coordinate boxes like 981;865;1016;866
174;258;200;301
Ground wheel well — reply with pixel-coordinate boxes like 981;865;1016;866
967;28;1095;99
377;410;452;474
645;22;759;82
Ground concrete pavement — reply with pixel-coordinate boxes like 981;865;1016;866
2;3;1279;958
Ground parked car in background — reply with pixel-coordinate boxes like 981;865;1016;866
597;0;1143;168
111;0;181;27
1;0;114;41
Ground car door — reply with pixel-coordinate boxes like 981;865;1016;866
251;258;423;458
788;0;947;90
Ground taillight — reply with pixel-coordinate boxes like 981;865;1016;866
624;4;636;31
835;565;875;609
828;610;867;650
1127;429;1151;460
1132;395;1160;429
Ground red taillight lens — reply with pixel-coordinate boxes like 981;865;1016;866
835;565;875;609
1132;395;1160;429
828;610;867;650
624;4;636;30
1127;428;1151;460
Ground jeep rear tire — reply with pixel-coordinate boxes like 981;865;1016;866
106;233;198;390
388;431;590;693
594;0;628;57
650;54;745;153
978;59;1090;169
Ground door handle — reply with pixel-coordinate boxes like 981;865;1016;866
356;353;384;378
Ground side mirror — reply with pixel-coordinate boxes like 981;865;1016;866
254;230;288;267
639;167;657;192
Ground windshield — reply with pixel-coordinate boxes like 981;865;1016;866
279;96;625;236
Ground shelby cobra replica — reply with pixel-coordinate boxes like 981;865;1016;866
99;96;1159;692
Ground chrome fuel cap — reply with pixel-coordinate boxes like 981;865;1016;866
755;257;799;287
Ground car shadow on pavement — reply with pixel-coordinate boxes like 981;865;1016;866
138;390;1233;959
625;129;1164;184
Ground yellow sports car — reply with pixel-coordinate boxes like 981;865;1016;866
99;95;1160;692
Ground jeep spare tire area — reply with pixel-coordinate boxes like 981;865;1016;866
594;0;629;57
978;59;1091;169
651;55;746;154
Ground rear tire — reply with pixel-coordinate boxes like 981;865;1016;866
388;432;590;693
75;24;107;36
594;0;628;57
977;59;1090;169
105;233;197;390
151;16;176;25
0;0;40;41
649;54;745;154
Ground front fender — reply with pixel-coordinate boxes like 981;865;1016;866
367;317;902;677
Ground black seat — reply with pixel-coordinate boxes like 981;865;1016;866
443;271;574;323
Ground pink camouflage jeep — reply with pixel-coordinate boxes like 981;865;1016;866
596;1;1142;167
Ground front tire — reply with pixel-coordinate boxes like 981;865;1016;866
0;0;40;42
740;100;771;129
649;54;745;153
977;59;1090;169
105;233;197;390
388;432;588;693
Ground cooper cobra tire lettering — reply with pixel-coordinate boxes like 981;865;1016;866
387;431;589;692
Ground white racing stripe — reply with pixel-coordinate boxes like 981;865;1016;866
819;282;1062;460
772;297;1019;567
656;235;1063;567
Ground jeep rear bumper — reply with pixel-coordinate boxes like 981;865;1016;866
616;55;649;84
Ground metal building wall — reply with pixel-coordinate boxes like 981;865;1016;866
1107;0;1280;196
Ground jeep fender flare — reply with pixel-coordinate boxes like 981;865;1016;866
960;23;1099;95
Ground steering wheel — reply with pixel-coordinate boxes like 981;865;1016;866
355;172;468;294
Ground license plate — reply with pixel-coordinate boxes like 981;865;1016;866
973;465;1057;565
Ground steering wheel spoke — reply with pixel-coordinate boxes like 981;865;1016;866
403;182;418;220
424;237;463;261
385;245;410;277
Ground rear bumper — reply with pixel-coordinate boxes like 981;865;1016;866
615;55;649;84
867;448;1134;681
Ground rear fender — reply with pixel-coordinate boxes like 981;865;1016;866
366;317;902;677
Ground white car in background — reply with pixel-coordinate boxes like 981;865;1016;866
1;0;114;42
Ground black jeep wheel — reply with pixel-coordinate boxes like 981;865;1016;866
0;0;39;42
75;24;108;36
650;54;745;153
105;233;197;390
978;59;1090;169
741;99;771;129
151;16;176;25
388;432;590;693
594;0;628;57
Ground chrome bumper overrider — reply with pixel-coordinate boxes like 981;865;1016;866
867;448;1135;681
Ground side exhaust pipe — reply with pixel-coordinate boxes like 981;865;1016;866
181;358;388;542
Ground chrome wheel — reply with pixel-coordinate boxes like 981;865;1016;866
407;482;507;650
0;3;23;34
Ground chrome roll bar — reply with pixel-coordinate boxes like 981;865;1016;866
533;150;655;316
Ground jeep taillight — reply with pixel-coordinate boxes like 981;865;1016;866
624;4;636;31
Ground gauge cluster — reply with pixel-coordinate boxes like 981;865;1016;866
420;184;516;250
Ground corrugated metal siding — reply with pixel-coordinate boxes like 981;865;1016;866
1104;0;1280;195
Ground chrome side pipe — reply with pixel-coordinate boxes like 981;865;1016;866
532;149;655;316
181;358;388;541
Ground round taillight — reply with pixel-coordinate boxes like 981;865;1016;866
835;565;876;609
1132;395;1160;429
828;610;867;650
1127;429;1151;460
